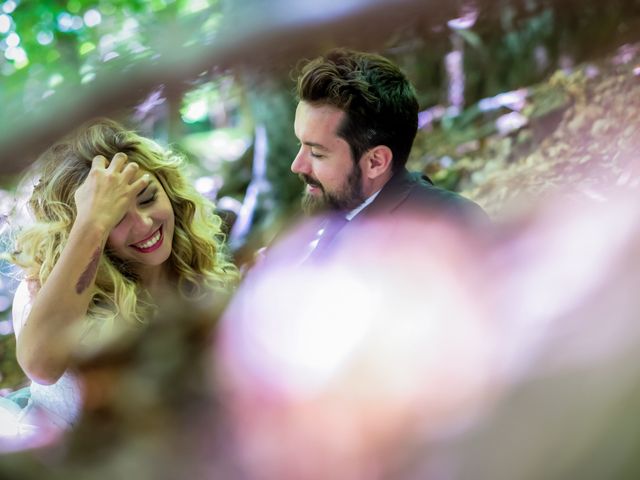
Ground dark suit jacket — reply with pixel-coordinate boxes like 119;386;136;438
308;168;489;261
355;168;487;224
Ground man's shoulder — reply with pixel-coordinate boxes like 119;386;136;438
383;170;490;224
401;172;479;207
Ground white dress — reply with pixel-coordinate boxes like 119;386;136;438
11;280;82;430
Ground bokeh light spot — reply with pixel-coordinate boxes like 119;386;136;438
57;12;74;31
0;13;11;33
182;98;208;123
2;0;16;14
36;30;54;45
79;41;95;55
48;73;64;88
83;9;101;27
5;31;19;47
66;0;82;14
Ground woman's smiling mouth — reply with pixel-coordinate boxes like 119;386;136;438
130;226;163;253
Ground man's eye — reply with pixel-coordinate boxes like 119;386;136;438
310;151;324;158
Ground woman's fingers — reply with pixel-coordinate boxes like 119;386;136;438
107;152;128;172
131;173;152;196
122;161;140;183
89;150;149;203
92;155;108;170
93;152;140;185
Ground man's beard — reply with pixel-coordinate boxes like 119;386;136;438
300;164;366;215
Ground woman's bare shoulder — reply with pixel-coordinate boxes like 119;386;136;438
12;278;39;337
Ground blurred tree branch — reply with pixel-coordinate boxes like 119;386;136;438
0;0;458;179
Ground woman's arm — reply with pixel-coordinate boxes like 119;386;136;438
16;153;150;385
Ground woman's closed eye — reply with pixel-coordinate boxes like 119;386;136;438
139;190;158;206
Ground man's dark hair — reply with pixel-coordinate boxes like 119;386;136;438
296;48;419;172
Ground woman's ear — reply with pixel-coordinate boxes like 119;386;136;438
362;145;393;180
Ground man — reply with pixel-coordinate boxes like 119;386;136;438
290;48;488;259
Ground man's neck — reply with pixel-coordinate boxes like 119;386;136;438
362;169;394;199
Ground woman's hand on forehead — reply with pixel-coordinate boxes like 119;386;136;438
73;152;151;234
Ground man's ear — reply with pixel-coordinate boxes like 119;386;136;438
362;145;393;180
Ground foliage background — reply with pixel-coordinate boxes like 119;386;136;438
1;0;640;389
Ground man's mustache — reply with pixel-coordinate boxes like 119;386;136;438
299;174;323;191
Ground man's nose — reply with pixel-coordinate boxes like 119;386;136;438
291;148;309;175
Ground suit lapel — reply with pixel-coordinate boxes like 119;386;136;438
352;168;416;221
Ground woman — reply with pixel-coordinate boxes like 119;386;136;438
8;118;238;432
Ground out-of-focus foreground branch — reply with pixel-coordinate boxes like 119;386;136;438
0;0;455;179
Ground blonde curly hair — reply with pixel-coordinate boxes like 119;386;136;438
10;118;238;332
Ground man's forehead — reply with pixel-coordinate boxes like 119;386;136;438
295;101;345;142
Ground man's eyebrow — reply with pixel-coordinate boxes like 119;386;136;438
303;141;329;150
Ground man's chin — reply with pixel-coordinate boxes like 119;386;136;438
301;192;330;216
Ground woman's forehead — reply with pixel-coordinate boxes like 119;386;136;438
134;166;159;183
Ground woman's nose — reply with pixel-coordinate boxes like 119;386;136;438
132;211;153;232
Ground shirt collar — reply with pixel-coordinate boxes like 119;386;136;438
345;189;382;221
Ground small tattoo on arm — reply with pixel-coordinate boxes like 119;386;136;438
76;248;101;294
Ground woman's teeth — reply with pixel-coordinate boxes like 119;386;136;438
134;229;161;249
